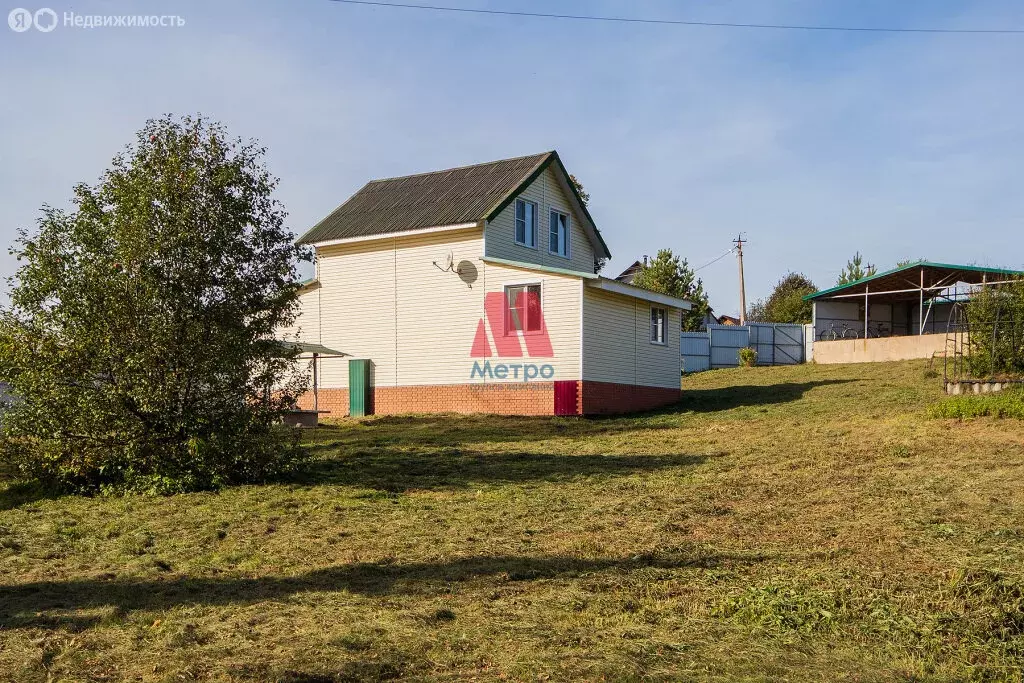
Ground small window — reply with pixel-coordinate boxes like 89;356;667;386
505;284;543;334
514;199;537;248
549;210;570;257
651;307;666;344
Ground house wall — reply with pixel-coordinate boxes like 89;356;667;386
278;284;321;343
580;287;682;414
581;287;681;389
485;165;596;274
291;221;675;416
292;227;585;414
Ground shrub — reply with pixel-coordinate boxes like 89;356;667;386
928;388;1024;420
0;115;310;493
738;347;758;367
964;280;1024;379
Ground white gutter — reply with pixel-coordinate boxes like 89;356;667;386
586;277;692;310
308;222;482;248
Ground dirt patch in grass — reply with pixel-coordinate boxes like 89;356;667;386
1;360;1022;681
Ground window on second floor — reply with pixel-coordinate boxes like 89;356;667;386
514;199;537;248
651;307;666;345
549;210;569;258
505;283;543;334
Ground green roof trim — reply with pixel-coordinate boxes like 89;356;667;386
804;261;1024;301
482;256;599;279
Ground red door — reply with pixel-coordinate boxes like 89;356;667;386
554;380;579;416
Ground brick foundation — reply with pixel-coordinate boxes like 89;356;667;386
296;388;349;418
578;381;681;415
300;380;680;417
299;383;554;417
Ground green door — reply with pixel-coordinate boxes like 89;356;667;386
348;359;373;417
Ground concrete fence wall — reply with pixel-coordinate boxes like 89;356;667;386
813;332;952;364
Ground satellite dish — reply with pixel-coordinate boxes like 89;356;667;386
445;251;455;271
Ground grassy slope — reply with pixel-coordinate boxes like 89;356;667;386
1;361;1022;682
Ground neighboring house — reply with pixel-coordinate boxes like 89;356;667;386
283;151;691;417
615;260;645;285
717;315;742;326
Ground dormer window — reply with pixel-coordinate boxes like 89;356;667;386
549;210;569;258
514;199;537;248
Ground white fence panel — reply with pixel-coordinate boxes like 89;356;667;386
769;324;805;365
749;324;775;365
681;323;807;372
681;332;711;372
709;325;750;368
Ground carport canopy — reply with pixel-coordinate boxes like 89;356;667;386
804;261;1023;306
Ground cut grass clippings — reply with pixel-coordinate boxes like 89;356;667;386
1;360;1023;681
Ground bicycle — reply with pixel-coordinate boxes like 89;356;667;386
818;321;860;341
865;322;890;338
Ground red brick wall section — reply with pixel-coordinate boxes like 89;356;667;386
579;381;681;416
299;381;680;417
299;383;554;417
296;389;349;419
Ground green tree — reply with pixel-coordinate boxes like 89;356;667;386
748;272;817;324
896;258;926;268
632;249;712;331
0;115;310;493
569;174;590;207
837;252;877;285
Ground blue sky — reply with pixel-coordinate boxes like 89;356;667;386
2;0;1022;315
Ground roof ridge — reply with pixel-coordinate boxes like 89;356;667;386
365;151;554;184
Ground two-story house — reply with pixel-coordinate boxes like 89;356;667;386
284;151;690;416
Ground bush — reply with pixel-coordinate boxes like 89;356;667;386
964;280;1024;379
928;388;1024;420
738;347;758;367
0;116;310;493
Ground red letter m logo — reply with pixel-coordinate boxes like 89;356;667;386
470;290;553;358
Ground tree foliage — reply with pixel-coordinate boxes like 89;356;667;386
837;252;877;285
963;280;1024;379
569;174;590;207
748;272;817;324
632;249;711;331
0;115;310;493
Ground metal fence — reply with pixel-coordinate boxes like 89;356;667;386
681;323;807;372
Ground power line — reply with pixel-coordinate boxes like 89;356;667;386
327;0;1024;35
694;247;736;273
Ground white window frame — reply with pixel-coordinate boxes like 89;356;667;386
503;281;545;336
548;208;571;259
650;306;667;345
514;198;538;249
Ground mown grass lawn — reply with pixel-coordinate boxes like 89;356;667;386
1;361;1022;682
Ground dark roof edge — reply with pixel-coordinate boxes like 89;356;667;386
295;183;372;246
804;261;1024;301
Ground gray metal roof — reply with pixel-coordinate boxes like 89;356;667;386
297;152;553;245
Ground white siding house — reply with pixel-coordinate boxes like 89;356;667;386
285;151;689;416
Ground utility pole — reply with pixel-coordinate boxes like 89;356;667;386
734;234;748;325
